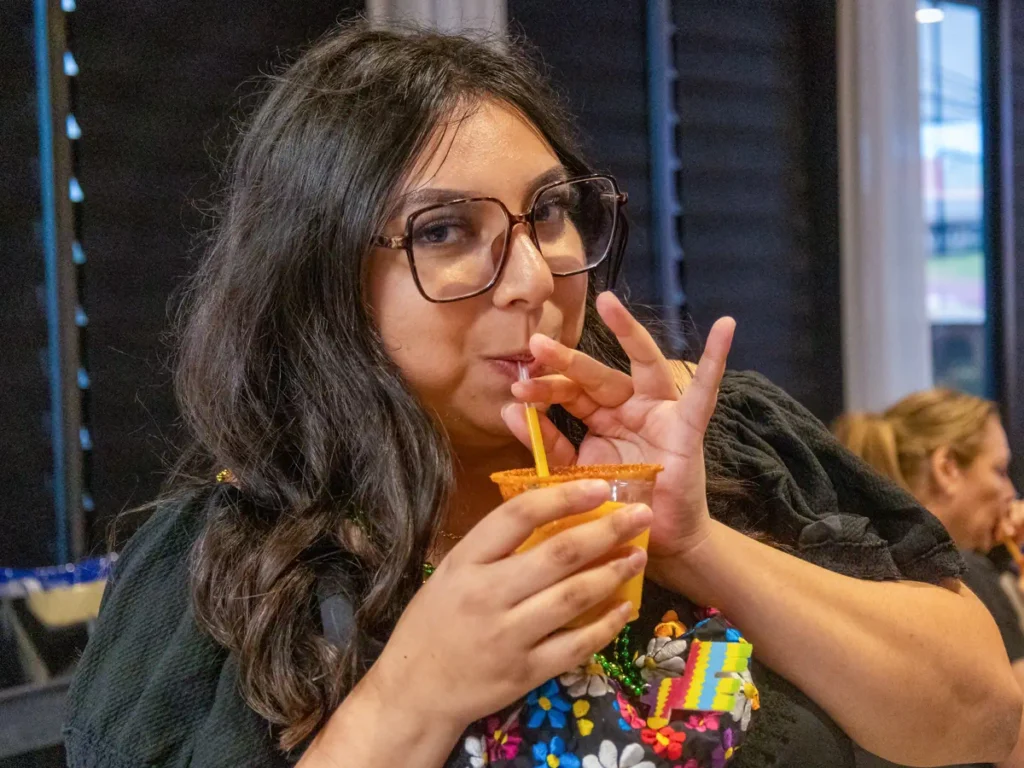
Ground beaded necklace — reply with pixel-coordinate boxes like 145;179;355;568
420;562;646;696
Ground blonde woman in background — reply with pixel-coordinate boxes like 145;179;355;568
835;389;1024;768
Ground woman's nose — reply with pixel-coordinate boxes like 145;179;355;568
491;223;554;309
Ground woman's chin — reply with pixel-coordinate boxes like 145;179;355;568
443;411;521;452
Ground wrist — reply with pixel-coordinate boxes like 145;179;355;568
647;519;735;608
306;665;467;767
364;659;470;741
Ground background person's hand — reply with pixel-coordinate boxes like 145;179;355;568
1000;499;1024;546
503;291;734;561
364;479;651;731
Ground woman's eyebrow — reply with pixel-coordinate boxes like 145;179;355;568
525;166;572;196
395;166;571;214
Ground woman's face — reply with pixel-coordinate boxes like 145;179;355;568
943;416;1016;551
368;101;588;449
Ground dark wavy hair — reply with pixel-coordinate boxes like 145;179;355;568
165;21;750;752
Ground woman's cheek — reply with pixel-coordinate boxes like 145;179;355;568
556;277;588;345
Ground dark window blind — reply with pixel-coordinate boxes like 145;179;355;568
73;1;362;548
509;0;656;303
672;0;842;420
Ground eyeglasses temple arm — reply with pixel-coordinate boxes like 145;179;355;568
608;215;629;289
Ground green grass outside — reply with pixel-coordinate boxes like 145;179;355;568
926;251;984;282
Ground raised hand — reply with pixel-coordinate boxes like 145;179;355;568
502;291;735;561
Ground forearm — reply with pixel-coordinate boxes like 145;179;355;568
298;667;465;768
648;520;1022;765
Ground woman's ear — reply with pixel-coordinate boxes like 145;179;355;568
929;445;963;498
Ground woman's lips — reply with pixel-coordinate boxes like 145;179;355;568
488;356;545;380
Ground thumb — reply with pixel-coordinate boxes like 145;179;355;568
500;403;578;468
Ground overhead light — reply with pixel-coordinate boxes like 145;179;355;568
916;8;945;23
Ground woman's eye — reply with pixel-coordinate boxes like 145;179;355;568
413;219;466;246
535;200;568;223
420;225;451;243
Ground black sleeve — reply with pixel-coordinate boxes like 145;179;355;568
704;371;964;584
64;489;292;768
960;552;1024;663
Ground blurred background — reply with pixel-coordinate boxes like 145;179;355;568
1;0;1021;763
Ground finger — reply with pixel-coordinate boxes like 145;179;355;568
530;335;634;407
510;376;601;421
459;480;611;564
512;548;646;636
672;317;735;456
497;503;652;604
501;402;579;466
529;600;634;678
1012;500;1024;525
596;292;679;400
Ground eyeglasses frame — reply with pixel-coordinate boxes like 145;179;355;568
373;173;629;303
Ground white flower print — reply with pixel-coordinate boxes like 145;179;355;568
560;656;614;698
582;740;655;768
633;636;688;681
729;669;759;731
463;735;488;767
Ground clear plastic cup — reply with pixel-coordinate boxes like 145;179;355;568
490;463;662;628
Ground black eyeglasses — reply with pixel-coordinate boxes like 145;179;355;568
374;174;628;303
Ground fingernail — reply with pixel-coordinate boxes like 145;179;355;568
627;549;647;571
500;404;513;420
617;601;633;618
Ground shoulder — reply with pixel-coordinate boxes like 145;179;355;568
65;488;289;767
714;369;821;425
699;370;963;585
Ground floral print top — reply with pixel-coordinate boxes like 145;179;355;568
444;596;759;768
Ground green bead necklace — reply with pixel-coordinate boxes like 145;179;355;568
420;562;647;696
595;622;647;697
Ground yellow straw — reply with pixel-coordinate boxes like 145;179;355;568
518;363;549;477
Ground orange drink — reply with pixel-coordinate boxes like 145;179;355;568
490;464;662;628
